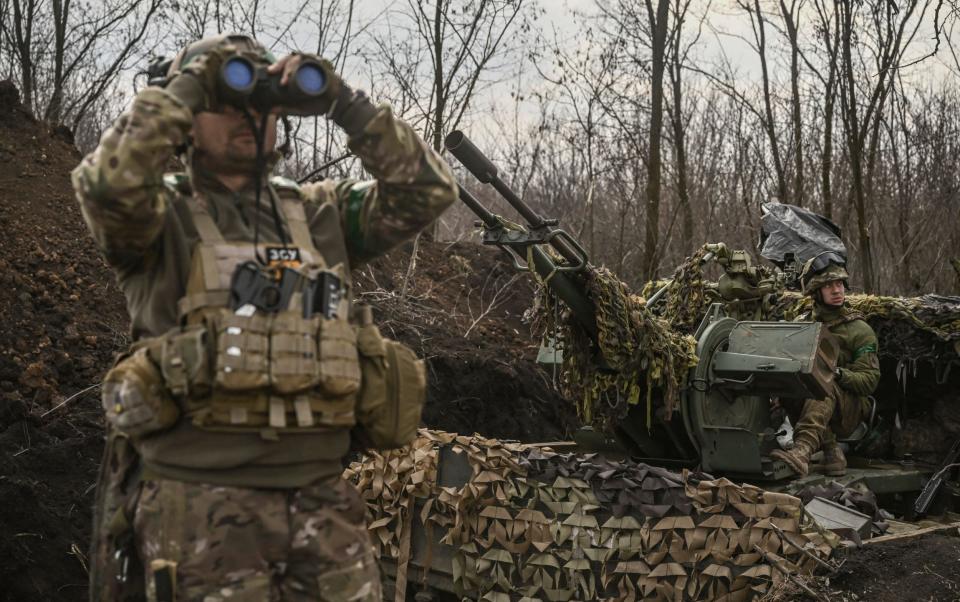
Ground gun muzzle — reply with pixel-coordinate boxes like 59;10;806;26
444;130;498;183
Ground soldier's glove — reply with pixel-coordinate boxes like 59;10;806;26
165;73;209;114
165;45;236;114
278;55;342;116
330;84;380;137
280;54;378;137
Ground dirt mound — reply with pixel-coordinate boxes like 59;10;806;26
354;240;577;442
772;532;960;601
0;80;129;601
830;533;960;600
0;81;575;600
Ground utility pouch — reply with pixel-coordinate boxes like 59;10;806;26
270;311;322;394
356;322;426;449
317;317;361;396
213;310;270;392
160;325;213;398
102;348;180;439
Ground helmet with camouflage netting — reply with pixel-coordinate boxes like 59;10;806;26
167;33;276;78
800;251;849;296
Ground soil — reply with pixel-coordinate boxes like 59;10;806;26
0;79;128;602
353;241;577;442
0;80;575;600
770;532;960;601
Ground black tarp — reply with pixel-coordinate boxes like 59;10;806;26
758;202;846;265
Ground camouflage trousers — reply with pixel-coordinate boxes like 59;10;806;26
133;477;381;602
782;385;868;449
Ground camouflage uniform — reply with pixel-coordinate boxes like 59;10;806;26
74;35;456;601
773;261;880;476
135;478;377;602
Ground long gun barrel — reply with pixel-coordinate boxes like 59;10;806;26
445;131;597;338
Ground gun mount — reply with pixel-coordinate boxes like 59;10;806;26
445;131;942;490
345;133;960;602
444;131;598;340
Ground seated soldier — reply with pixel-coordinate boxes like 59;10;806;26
771;253;880;476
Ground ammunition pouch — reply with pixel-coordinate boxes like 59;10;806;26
212;310;272;392
317;316;362;395
117;307;363;434
159;325;213;399
355;321;426;449
106;299;425;444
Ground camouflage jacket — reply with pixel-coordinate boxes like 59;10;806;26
813;303;881;397
71;86;456;488
73;86;457;341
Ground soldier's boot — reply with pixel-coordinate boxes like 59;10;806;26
822;442;847;476
770;439;816;477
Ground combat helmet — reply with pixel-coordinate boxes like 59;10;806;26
167;33;276;77
799;251;849;296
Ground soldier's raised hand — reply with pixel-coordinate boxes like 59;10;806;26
266;53;343;117
164;46;234;114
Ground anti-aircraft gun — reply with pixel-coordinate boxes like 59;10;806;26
446;131;853;481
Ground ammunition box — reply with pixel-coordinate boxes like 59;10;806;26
712;321;838;399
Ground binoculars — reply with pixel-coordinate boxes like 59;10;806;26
146;54;328;110
218;55;328;110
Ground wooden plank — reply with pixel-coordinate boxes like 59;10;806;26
864;521;960;546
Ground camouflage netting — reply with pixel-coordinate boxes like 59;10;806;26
534;266;698;431
346;430;834;601
640;249;960;365
773;292;960;363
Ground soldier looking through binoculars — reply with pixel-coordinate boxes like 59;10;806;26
73;34;456;601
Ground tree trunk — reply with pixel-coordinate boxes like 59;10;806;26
839;3;876;291
643;0;670;281
11;0;36;113
753;0;788;203
821;37;838;219
426;0;446;241
669;2;693;247
46;0;69;124
780;0;804;206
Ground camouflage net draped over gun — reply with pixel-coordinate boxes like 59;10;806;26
535;266;698;431
660;248;710;333
347;430;835;601
772;293;960;363
643;261;960;365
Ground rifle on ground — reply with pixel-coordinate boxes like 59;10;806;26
444;131;597;339
913;436;960;515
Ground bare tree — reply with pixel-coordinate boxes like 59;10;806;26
1;0;163;128
836;0;942;291
665;0;708;250
809;0;842;219
737;0;788;204
594;0;671;280
778;0;804;206
6;0;37;110
365;0;535;152
537;21;619;257
365;0;535;263
643;0;671;280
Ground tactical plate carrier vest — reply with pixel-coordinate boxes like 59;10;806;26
100;176;425;484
